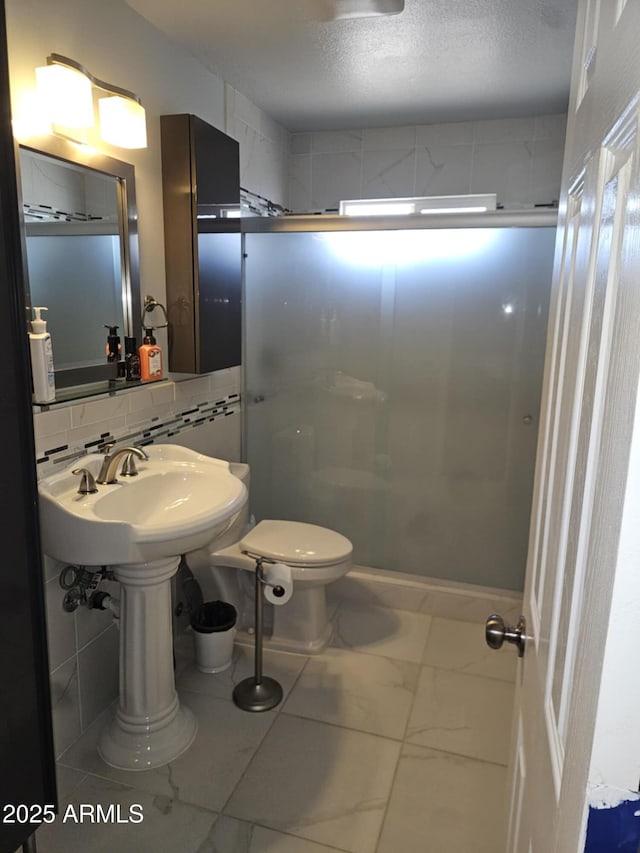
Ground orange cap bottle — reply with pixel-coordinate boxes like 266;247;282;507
139;328;163;381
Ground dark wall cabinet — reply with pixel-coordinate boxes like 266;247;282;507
160;114;241;374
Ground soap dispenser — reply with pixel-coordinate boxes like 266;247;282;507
139;328;163;381
105;324;126;379
105;325;121;362
29;306;55;403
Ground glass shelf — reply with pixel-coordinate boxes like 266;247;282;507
34;376;168;409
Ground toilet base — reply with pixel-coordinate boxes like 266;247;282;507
195;560;337;654
235;617;333;656
270;584;332;652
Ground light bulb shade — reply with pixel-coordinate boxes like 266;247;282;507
99;95;147;149
35;63;94;130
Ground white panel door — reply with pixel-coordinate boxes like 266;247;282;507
494;3;640;849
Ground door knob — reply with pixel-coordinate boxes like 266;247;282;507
485;614;526;657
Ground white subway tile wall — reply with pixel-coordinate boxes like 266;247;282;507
49;657;81;758
33;368;242;475
289;113;567;212
77;625;120;731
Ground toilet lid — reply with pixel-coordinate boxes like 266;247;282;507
240;520;353;566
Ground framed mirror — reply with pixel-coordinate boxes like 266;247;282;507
18;135;141;401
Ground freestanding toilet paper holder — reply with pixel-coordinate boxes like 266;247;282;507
232;556;284;712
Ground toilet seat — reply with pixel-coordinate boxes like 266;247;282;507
240;520;352;568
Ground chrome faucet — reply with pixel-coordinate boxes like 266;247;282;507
96;445;149;485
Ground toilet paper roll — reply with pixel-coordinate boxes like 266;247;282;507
262;562;293;605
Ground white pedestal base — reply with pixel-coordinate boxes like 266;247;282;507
98;700;196;771
98;556;197;771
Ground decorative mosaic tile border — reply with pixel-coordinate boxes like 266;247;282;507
32;368;242;478
35;392;240;470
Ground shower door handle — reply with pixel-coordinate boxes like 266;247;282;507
485;614;526;657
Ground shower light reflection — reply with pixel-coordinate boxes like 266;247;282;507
319;228;497;266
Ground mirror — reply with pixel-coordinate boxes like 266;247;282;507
18;135;141;401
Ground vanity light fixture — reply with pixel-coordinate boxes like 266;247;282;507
35;59;94;131
339;194;498;216
98;94;147;149
35;54;147;149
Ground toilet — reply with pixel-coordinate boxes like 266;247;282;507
186;463;352;654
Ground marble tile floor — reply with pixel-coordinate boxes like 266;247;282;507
34;600;516;853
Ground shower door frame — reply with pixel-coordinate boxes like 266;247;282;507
241;208;557;235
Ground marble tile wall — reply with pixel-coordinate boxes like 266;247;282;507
225;83;291;209
289;113;567;213
34;367;242;757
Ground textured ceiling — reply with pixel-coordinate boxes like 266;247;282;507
125;0;578;132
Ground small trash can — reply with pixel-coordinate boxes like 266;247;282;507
177;556;237;674
191;600;237;673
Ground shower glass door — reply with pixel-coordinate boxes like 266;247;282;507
244;222;555;591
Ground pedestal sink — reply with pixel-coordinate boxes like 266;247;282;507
38;444;247;770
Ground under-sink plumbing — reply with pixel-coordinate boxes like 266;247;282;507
59;564;118;615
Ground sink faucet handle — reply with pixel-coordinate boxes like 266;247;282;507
121;452;140;477
98;440;116;454
72;467;99;495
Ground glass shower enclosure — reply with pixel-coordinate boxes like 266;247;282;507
243;212;556;592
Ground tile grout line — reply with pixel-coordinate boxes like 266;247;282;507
375;615;434;851
215;623;406;849
56;701;116;773
55;770;89;809
215;648;312;818
394;740;511;771
371;613;436;852
404;663;513;768
276;709;406;745
213;813;353;853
